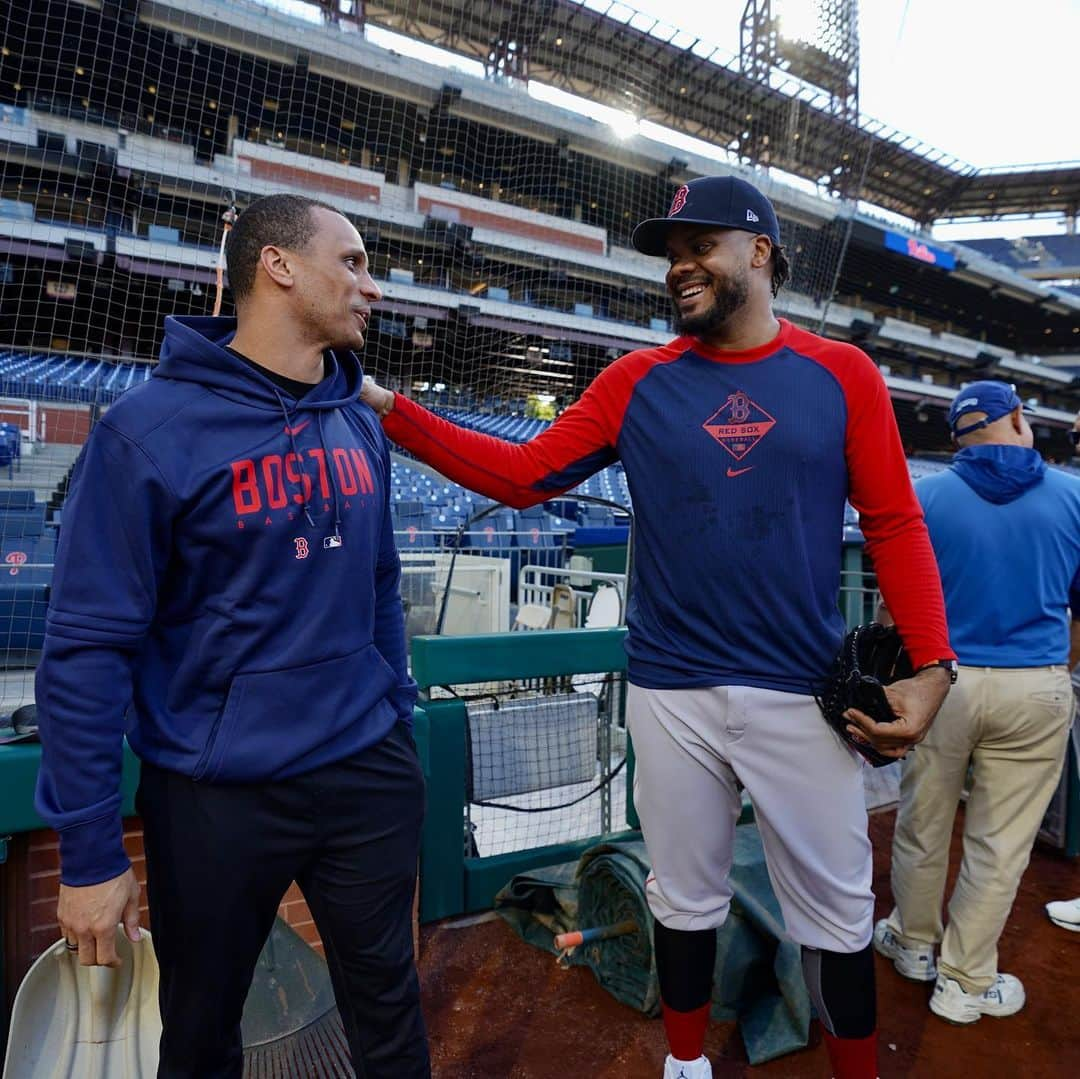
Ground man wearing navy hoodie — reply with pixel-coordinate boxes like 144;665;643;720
34;194;430;1077
875;381;1080;1025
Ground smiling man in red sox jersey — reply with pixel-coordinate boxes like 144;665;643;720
362;176;956;1079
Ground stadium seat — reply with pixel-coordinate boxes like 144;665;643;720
514;506;557;549
1;536;54;586
578;504;616;527
0;582;49;656
0;489;35;511
468;507;516;550
0;505;46;540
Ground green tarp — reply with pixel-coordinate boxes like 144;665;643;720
494;825;810;1066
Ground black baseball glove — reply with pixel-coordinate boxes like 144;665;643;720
814;622;913;767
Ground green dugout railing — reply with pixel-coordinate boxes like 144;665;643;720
410;627;640;923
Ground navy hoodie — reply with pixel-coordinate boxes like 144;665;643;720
35;316;417;886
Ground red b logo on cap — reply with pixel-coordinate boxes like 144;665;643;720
668;185;688;217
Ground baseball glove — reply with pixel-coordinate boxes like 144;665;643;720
814;622;913;767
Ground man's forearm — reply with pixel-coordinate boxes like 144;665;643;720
1069;619;1080;670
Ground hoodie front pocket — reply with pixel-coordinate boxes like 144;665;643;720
192;643;398;782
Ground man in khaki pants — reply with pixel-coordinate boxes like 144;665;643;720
875;381;1080;1024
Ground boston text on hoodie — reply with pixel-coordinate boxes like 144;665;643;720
35;316;418;887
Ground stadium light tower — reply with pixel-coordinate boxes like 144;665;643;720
739;0;861;195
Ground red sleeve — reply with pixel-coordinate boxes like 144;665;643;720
381;345;678;509
792;330;954;669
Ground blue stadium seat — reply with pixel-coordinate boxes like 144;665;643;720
0;582;49;653
1;536;54;585
514;506;557;549
468;507;516;550
0;504;46;539
394;506;436;550
0;489;35;511
578;504;616;527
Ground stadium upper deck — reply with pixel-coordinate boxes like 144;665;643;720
1;0;1078;457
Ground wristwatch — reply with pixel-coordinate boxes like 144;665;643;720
918;659;959;684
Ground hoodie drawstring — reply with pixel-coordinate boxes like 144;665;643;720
271;387;343;535
318;410;343;543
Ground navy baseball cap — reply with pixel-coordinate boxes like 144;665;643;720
631;176;782;256
948;380;1034;437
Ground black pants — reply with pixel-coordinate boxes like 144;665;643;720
136;721;429;1079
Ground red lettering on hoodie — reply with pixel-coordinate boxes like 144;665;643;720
261;455;288;509
284;453;313;504
231;460;261;514
350;448;375;495
307;448;331;499
333;448;359;495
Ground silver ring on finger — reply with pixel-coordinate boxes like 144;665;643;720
64;939;79;951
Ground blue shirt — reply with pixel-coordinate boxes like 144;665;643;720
916;445;1080;667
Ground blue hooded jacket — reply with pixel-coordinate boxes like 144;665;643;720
35;316;417;886
916;444;1080;667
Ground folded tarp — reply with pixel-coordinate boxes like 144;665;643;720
494;825;810;1066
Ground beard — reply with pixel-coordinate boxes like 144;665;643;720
672;270;750;337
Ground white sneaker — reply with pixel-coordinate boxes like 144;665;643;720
929;973;1025;1025
662;1055;712;1079
1046;897;1080;932
872;919;937;982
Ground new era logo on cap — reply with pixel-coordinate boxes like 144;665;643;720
746;209;759;223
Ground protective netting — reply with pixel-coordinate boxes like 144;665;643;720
1;0;870;394
1;0;871;709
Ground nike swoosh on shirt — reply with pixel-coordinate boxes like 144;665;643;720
283;421;311;436
726;466;754;478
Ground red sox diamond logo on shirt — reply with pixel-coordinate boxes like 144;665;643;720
668;185;689;217
702;391;776;462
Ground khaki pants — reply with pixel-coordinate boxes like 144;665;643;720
886;665;1073;993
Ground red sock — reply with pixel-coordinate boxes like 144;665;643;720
661;1001;710;1062
823;1030;878;1079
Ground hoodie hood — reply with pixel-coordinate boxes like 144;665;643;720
950;444;1046;504
156;315;364;410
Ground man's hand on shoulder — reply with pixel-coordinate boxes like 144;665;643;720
58;867;142;967
844;665;952;759
361;375;395;419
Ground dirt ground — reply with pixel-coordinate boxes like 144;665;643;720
417;807;1080;1078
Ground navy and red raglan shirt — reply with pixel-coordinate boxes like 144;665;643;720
385;319;953;693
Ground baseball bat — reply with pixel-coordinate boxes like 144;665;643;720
554;920;637;951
